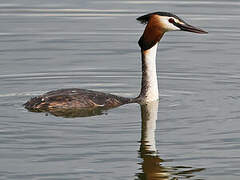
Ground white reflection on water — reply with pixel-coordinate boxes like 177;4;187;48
137;101;205;179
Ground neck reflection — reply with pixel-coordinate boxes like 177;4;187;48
137;101;204;180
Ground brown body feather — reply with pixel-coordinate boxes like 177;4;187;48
24;88;133;112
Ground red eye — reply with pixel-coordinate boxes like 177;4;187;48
168;18;175;23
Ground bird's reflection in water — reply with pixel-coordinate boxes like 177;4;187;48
38;99;205;179
43;106;108;118
136;101;205;180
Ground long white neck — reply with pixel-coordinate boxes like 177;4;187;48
137;43;159;103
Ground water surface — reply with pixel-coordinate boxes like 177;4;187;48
0;0;240;179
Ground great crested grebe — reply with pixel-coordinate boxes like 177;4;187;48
24;12;207;115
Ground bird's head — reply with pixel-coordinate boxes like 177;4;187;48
137;12;207;50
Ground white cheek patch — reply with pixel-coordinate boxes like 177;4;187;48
160;16;180;31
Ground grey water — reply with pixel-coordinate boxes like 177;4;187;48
0;0;240;179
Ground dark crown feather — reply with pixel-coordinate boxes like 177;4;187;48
137;12;185;24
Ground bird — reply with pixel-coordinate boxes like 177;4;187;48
24;12;207;116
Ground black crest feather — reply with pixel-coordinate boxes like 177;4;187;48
137;12;184;24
